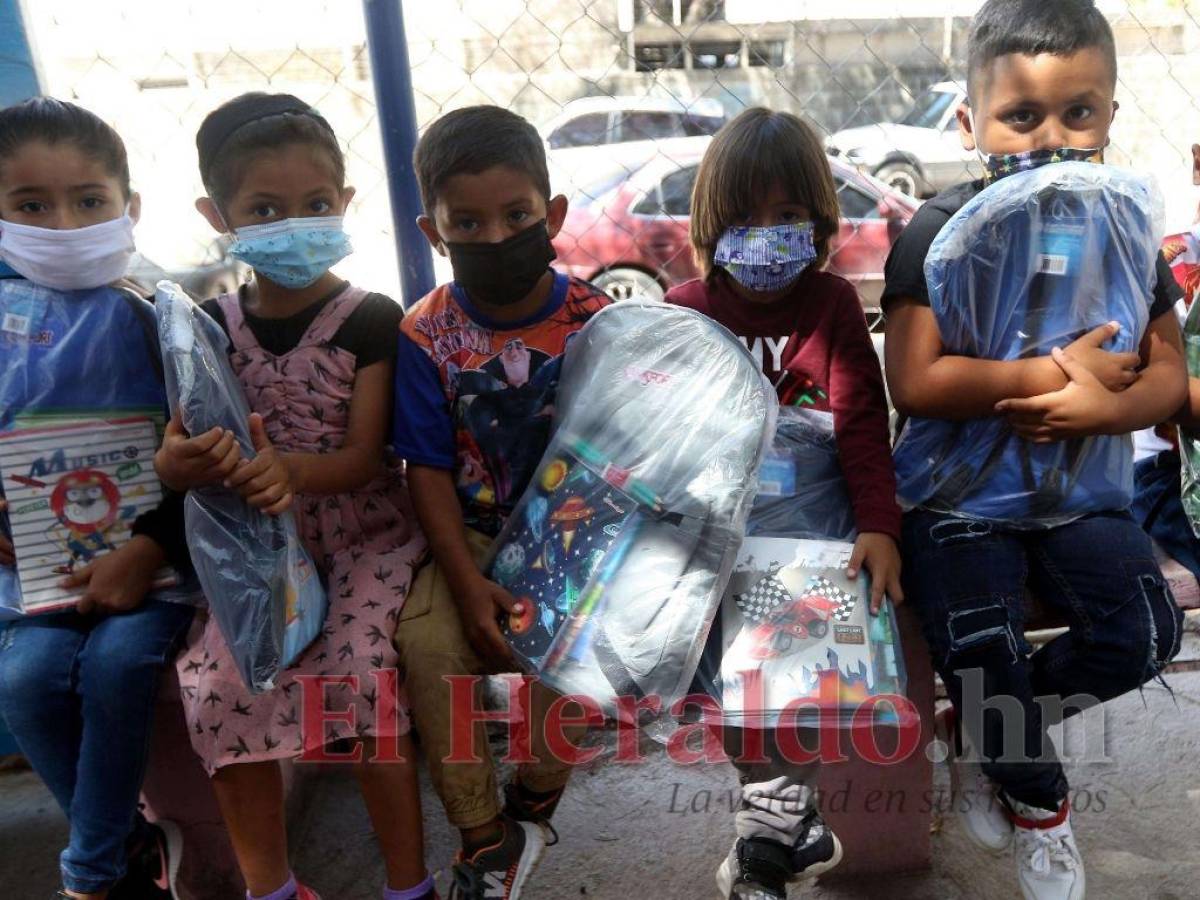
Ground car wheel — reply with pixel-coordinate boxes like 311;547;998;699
809;619;828;639
874;161;923;198
591;268;665;303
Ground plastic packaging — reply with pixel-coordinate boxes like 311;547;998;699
894;162;1163;527
487;303;776;720
0;278;199;617
693;408;907;728
1181;296;1200;536
155;281;326;692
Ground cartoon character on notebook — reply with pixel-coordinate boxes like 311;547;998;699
47;469;137;571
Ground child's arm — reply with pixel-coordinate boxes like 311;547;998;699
407;464;523;670
1173;376;1200;430
825;288;903;611
155;416;243;492
224;360;395;512
885;300;1140;420
997;311;1187;440
60;536;166;615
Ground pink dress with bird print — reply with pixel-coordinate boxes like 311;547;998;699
176;284;427;774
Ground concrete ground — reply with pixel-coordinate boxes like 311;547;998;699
4;641;1199;899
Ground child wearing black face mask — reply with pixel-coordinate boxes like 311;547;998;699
391;105;610;900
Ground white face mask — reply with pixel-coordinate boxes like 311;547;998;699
0;213;136;291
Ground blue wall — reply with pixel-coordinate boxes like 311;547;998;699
0;0;40;106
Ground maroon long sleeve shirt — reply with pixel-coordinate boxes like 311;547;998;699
667;270;901;540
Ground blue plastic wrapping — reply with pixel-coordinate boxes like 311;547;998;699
487;303;776;720
894;162;1163;527
155;281;326;692
0;278;200;618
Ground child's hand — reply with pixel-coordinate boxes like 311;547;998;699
65;536;162;615
996;346;1115;441
455;575;523;671
155;414;243;491
1064;322;1140;393
225;413;293;515
848;532;903;614
0;500;14;567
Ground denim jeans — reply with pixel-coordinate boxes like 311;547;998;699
1131;449;1200;580
0;601;193;893
902;509;1182;810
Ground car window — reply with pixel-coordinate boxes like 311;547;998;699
568;164;635;206
835;176;881;220
659;165;698;216
682;113;725;136
548;112;612;149
618;111;683;143
899;89;957;130
632;164;698;217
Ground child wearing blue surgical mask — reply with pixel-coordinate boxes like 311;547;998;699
666;107;901;900
0;97;199;900
154;93;432;900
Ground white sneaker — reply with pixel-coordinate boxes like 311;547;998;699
937;706;1014;853
1011;799;1086;900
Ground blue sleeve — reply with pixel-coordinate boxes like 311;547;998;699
392;331;456;469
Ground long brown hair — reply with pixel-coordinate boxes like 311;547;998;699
690;107;839;279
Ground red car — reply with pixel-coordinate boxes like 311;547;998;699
748;593;843;660
551;136;919;313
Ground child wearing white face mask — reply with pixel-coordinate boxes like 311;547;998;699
154;92;432;900
0;97;200;900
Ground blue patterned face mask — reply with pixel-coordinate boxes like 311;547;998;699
714;223;817;294
229;216;352;289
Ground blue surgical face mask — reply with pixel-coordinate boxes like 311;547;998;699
228;216;352;289
714;223;817;294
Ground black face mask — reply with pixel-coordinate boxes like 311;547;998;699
445;220;557;308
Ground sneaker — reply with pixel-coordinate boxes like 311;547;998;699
502;782;563;845
1011;798;1085;900
448;816;546;899
108;818;183;899
292;886;323;900
937;705;1013;854
716;822;842;900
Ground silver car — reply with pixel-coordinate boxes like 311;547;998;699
826;82;982;198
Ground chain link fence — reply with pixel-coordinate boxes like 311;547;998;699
20;0;1200;316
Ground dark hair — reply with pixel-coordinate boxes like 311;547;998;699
967;0;1117;100
690;107;840;278
0;97;131;197
196;92;345;208
414;105;550;213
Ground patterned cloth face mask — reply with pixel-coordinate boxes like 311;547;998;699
228;216;352;289
969;110;1104;183
714;222;817;294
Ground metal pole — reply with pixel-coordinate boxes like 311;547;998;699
0;0;43;106
361;0;435;308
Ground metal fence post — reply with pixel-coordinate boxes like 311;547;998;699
0;0;42;106
361;0;435;308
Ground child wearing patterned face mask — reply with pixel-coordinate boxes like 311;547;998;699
666;107;902;900
154;92;431;900
0;97;200;900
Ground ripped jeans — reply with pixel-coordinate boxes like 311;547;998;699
902;509;1183;810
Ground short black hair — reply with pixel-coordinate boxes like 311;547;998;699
414;105;550;213
967;0;1117;100
196;92;345;209
0;97;131;197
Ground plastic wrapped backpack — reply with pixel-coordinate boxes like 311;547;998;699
155;281;327;692
893;162;1163;527
487;303;776;720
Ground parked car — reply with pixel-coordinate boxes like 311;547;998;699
540;95;727;150
551;136;919;312
825;82;981;197
126;236;248;300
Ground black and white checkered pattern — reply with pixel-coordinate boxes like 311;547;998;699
803;575;857;621
734;570;791;624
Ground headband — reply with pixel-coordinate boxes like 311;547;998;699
196;93;336;183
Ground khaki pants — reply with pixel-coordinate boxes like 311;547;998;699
394;528;582;830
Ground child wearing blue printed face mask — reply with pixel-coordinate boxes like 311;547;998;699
155;93;433;900
666;108;902;900
0;97;201;900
